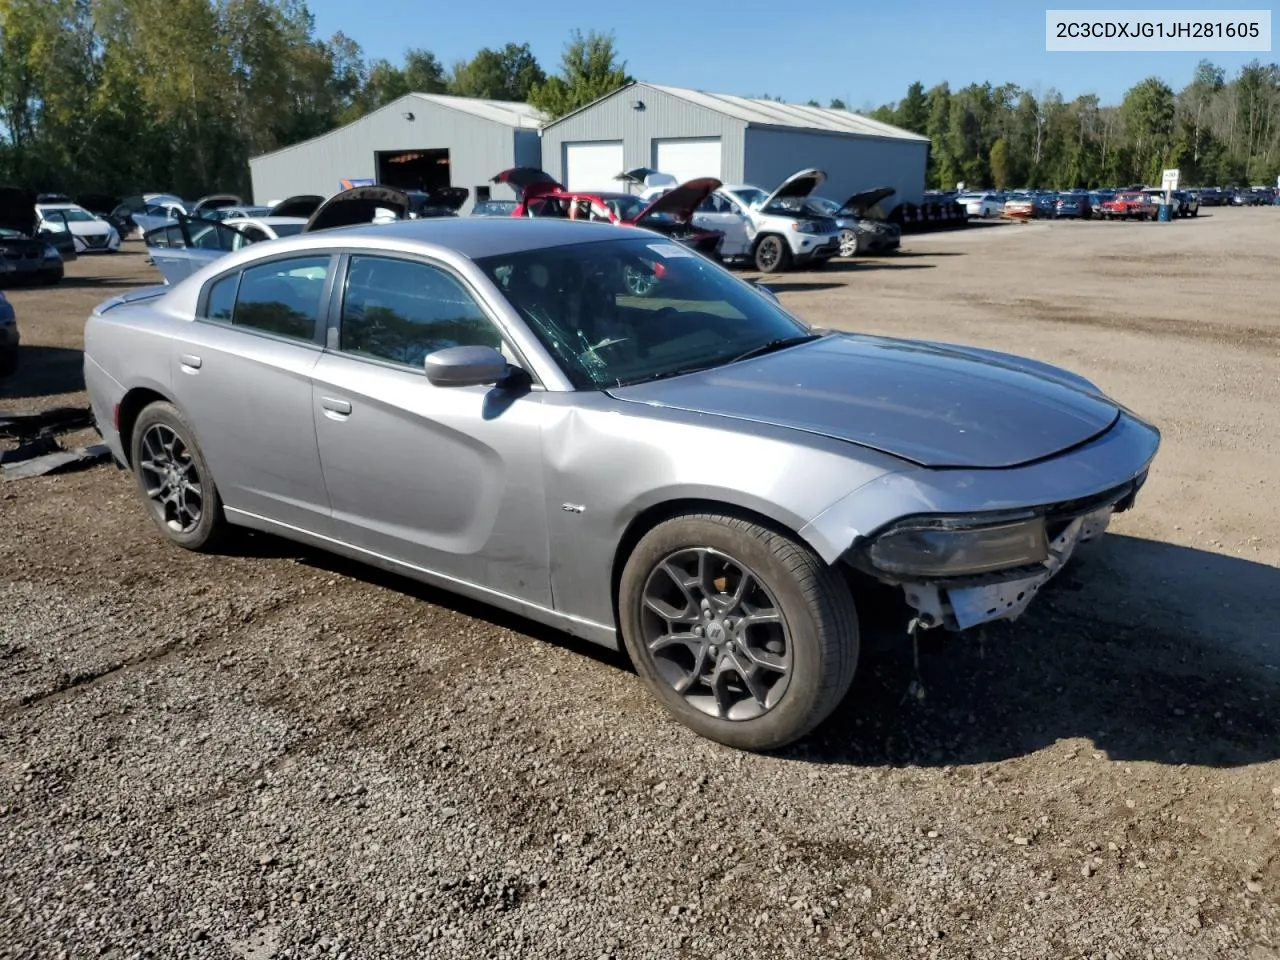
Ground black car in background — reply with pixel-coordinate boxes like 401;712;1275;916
0;186;71;287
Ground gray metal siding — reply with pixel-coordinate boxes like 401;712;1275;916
744;128;928;207
539;83;747;186
248;95;538;214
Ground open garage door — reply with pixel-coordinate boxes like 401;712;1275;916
654;137;722;184
564;141;623;192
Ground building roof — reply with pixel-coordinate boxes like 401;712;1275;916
643;84;928;142
410;92;543;129
250;93;542;164
544;81;928;143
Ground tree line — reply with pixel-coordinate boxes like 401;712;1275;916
867;61;1280;190
3;0;1276;200
0;0;629;199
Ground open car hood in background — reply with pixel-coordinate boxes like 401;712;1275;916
267;195;325;219
408;186;469;215
76;194;121;215
304;185;409;232
635;177;722;223
491;167;561;199
839;186;896;217
190;194;242;214
764;168;826;208
0;186;38;236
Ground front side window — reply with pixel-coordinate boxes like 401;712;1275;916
211;255;330;341
339;256;501;368
477;236;811;390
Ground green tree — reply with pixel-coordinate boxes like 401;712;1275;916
828;97;847;110
1120;77;1177;183
895;81;928;134
989;137;1010;188
527;29;631;119
450;43;545;101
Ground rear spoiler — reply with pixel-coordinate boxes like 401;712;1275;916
91;285;170;316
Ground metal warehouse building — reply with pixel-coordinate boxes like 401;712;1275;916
540;81;929;208
248;93;543;214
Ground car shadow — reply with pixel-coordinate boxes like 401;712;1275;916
756;282;845;294
0;345;85;399
56;276;151;290
223;530;1277;770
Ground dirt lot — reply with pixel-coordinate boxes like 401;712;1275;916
2;211;1277;960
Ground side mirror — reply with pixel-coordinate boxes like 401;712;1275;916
752;281;780;304
424;344;510;388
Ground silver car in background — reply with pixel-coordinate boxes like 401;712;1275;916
83;218;1159;750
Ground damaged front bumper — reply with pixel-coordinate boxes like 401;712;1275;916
896;505;1112;631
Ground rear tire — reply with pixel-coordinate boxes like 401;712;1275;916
130;401;227;552
753;235;791;274
619;512;859;751
0;348;17;377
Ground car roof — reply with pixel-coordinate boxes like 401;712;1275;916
37;202;81;209
234;216;307;228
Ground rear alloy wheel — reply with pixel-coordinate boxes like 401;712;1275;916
837;228;858;258
753;235;791;274
619;513;859;750
622;263;657;297
130;401;227;552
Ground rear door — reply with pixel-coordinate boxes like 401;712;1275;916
309;251;552;606
171;253;336;534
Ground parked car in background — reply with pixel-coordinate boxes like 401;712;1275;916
1101;192;1156;220
693;169;841;273
805;187;902;257
493;171;727;262
228;217;309;244
206;205;274;222
957;192;1003;218
0;289;17;376
36;201;122;253
1054;192;1092;219
471;199;519;217
1174;190;1199;217
1001;195;1036;220
0;187;70;286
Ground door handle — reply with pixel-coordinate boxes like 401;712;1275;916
179;353;202;370
321;397;352;418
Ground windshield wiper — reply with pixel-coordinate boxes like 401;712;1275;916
615;363;721;387
726;334;819;365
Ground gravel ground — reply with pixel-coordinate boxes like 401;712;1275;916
1;211;1277;960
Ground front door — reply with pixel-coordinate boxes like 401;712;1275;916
691;193;754;258
310;253;552;607
169;253;336;533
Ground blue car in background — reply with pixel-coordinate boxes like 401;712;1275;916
1055;193;1092;218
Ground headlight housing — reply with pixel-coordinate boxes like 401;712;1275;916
44;243;61;259
790;220;822;234
865;516;1049;577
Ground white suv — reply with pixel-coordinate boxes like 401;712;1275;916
692;169;842;273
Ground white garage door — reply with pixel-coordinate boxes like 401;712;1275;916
564;141;624;192
654;137;723;184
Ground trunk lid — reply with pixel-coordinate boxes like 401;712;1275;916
633;177;722;224
0;186;38;236
608;333;1120;469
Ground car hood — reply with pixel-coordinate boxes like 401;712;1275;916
190;193;242;214
634;177;722;223
838;186;895;216
304;185;409;232
607;333;1121;469
764;168;826;207
491;167;561;199
409;186;469;215
0;187;37;236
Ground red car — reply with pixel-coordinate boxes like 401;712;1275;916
1100;192;1157;221
490;168;725;260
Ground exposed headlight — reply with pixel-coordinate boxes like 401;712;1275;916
791;220;822;234
44;244;61;259
866;517;1049;577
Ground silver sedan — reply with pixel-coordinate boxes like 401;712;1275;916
83;218;1160;750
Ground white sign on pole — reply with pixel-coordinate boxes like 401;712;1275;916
1161;168;1180;191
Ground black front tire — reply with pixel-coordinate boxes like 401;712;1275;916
0;348;17;377
619;513;860;751
130;401;227;552
753;235;792;274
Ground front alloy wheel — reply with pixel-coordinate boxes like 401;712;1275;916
620;513;859;750
837;228;858;258
754;235;790;273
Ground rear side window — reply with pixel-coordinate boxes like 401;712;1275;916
203;255;329;342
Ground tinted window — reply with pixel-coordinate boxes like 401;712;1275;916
231;256;330;341
340;256;500;367
206;274;238;321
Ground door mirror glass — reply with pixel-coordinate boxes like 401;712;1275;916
424;344;509;387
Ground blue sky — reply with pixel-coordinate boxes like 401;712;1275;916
305;0;1272;107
